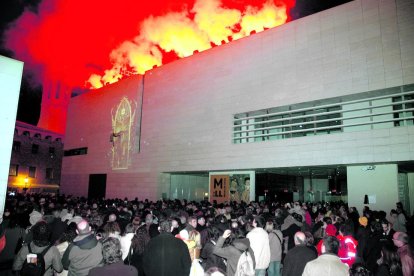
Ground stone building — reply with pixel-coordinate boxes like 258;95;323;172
8;121;64;193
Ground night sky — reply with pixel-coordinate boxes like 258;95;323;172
0;0;351;126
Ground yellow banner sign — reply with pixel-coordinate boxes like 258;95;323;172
210;175;230;203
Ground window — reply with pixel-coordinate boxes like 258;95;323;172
34;133;41;139
9;165;18;176
46;168;54;180
23;131;30;137
233;86;414;144
31;144;39;154
28;167;36;178
12;141;21;152
64;147;88;156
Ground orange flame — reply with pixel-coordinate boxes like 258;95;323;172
88;0;291;88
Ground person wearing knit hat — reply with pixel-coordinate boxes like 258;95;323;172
325;224;337;237
359;217;368;227
29;210;43;226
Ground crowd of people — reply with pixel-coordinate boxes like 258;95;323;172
0;193;413;276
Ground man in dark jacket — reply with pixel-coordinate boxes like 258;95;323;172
282;231;317;276
49;208;67;244
62;220;103;276
143;218;191;276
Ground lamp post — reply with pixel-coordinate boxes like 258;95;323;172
23;177;29;193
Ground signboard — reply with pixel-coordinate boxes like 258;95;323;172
209;175;229;203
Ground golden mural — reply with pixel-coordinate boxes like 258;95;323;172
111;97;135;169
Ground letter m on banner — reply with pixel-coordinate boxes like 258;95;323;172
209;175;230;203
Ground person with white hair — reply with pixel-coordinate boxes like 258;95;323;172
282;231;317;276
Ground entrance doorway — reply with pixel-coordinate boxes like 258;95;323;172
88;174;106;199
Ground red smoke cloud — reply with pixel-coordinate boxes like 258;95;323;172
5;0;295;90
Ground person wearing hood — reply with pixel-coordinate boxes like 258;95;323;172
288;202;305;222
281;212;303;251
213;228;256;276
62;220;103;276
24;208;43;244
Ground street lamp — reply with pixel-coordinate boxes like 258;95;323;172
23;177;29;192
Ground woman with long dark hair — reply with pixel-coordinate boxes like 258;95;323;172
127;226;150;275
376;243;403;276
199;226;226;272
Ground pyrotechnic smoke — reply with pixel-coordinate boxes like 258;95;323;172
4;0;295;90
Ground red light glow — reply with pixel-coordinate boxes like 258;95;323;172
5;0;295;90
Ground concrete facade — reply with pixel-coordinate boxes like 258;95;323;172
0;56;23;214
61;0;414;208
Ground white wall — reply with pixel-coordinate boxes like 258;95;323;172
347;164;399;214
0;56;23;214
62;0;414;200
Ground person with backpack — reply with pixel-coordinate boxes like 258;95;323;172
12;221;63;276
213;228;256;276
62;220;103;276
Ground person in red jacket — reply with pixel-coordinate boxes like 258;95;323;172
316;224;337;255
336;224;358;267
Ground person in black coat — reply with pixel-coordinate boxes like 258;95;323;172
282;231;317;276
363;221;384;274
143;218;191;276
380;219;395;244
0;215;25;275
49;209;67;244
